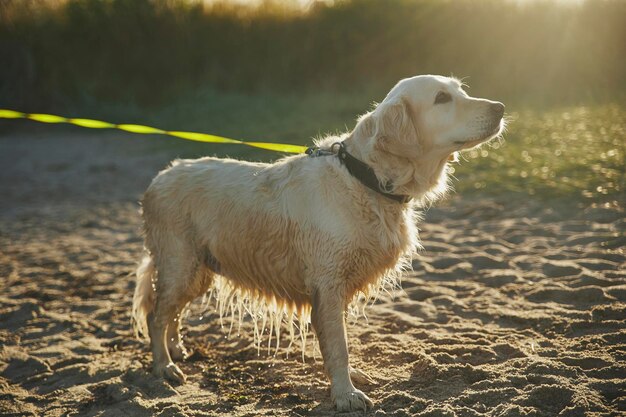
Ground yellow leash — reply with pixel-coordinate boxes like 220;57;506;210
0;109;308;154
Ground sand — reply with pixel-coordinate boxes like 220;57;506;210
1;129;624;416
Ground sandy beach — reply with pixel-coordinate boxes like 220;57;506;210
1;129;624;416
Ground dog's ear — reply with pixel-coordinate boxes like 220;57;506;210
373;96;420;158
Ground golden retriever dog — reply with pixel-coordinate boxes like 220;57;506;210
132;75;505;411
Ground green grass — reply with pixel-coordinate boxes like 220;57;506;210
453;105;625;204
60;88;379;161
66;93;623;204
147;94;625;204
2;1;623;209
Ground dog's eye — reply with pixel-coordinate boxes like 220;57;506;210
434;91;452;104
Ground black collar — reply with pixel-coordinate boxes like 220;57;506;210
306;142;412;204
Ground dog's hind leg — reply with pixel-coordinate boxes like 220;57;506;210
148;248;202;384
166;268;214;361
311;286;374;412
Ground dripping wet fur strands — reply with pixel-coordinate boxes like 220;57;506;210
176;257;410;361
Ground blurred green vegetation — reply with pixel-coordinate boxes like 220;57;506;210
2;0;625;107
453;104;625;203
0;0;624;204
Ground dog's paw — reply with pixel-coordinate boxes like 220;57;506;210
333;388;373;412
154;362;187;384
349;367;375;386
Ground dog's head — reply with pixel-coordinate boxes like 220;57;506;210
349;75;505;199
373;75;504;156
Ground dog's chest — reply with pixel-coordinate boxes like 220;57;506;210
339;213;415;296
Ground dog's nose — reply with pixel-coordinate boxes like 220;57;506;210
490;102;505;118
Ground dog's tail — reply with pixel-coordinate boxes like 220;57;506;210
132;253;156;340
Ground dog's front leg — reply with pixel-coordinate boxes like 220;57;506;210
311;287;373;412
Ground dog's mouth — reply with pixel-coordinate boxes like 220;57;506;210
454;119;503;148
